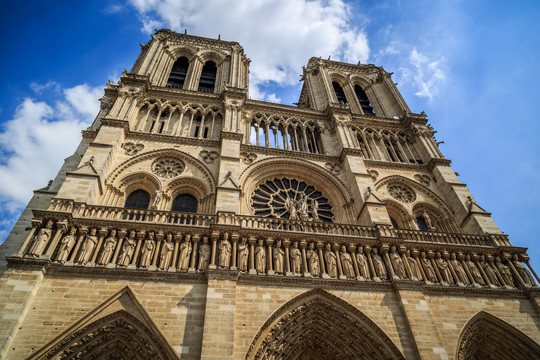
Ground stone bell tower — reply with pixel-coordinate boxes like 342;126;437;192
1;29;540;360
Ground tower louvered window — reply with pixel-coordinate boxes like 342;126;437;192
198;61;217;92
332;82;348;104
167;57;189;89
355;85;375;115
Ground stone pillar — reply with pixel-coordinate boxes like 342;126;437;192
283;239;291;276
349;244;360;279
150;233;164;270
14;220;40;257
110;230;126;267
333;244;345;279
317;242;327;276
189;234;200;272
301;241;309;277
382;246;396;280
248;237;256;275
209;232;219;269
67;228;88;265
44;222;68;259
129;231;145;268
230;234;239;271
89;228;107;265
266;237;274;275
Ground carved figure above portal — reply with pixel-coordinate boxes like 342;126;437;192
200;150;219;164
151;158;184;178
122;142;144;156
387;183;416;203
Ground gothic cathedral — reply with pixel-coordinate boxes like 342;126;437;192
1;29;540;360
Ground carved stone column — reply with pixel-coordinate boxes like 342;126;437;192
382;246;396;280
15;220;41;257
283;239;291;276
44;222;68;259
444;252;460;285
189;234;200;273
400;247;413;280
300;241;309;277
110;230;126;267
67;228;88;265
458;253;475;286
129;231;145;269
504;254;527;288
427;251;443;284
89;228;108;266
317;242;327;278
523;255;540;285
412;250;426;281
209;232;219;269
150;233;164;270
266;238;274;275
474;254;493;288
349;244;360;280
248;236;256;275
365;246;377;281
333;244;345;279
171;233;181;272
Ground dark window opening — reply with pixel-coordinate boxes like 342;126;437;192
203;127;209;138
171;194;198;213
167;57;189;89
332;81;347;103
198;61;217;92
390;217;399;229
159;122;165;133
194;126;200;138
125;190;150;209
149;121;156;133
416;216;429;231
355;85;375;115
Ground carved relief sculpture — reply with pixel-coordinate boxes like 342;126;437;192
390;246;406;279
56;227;77;264
340;246;355;279
198;237;211;271
435;252;452;284
273;240;284;274
480;256;500;286
255;240;266;274
325;243;337;278
238;237;249;272
406;250;420;280
159;234;174;270
306;243;320;277
356;246;370;279
466;255;485;285
218;233;232;269
291;242;302;275
97;229;117;266
28;220;53;257
139;232;156;268
178;235;192;271
495;256;514;287
449;253;469;285
371;248;387;280
118;230;137;267
513;255;535;286
77;228;98;265
421;252;437;283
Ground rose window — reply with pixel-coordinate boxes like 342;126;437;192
388;183;416;203
251;178;333;222
152;158;184;178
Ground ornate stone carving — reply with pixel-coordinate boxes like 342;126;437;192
97;229;117;266
371;248;387;280
240;152;258;164
200;150;219;163
466;255;485;285
356;246;370;279
159;233;174;270
122;142;144;156
435;252;452;284
151;158;184;178
495;256;514;287
290;242;302;275
368;170;379;181
178;235;192;271
340;245;355;279
421;252;437;283
513;255;535;286
273;240;284;274
390;246;406;279
414;173;431;186
218;232;232;269
77;228;98;265
238;237;249;272
324;162;342;174
117;230;136;267
139;232;155;268
306;243;320;277
255;240;266;274
28;220;53;257
387;183;416;203
406;250;421;280
56;227;77;264
198;237;211;271
450;253;469;285
324;243;337;278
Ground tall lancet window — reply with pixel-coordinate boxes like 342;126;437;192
167;57;189;89
198;61;217;92
354;85;375;115
332;81;348;103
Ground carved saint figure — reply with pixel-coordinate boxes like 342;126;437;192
495;257;514;287
56;227;77;264
218;233;232;269
435;252;452;284
198;237;211;271
310;200;320;221
290;242;302;275
405;250;420;280
159;234;174;270
390;246;406;279
237;238;249;272
28;220;53;257
273;240;284;274
306;243;320;277
421;252;437;283
139;232;155;268
513;255;536;286
325;243;337;278
466;255;485;285
340;246;355;279
449;253;469;285
152;189;163;209
118;230;137;267
255;240;266;274
372;248;387;280
178;235;192;271
285;196;298;221
299;194;310;221
97;229;117;266
77;228;98;265
423;211;434;230
480;257;500;286
356;246;370;279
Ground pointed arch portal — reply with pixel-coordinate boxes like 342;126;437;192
246;289;404;360
457;311;540;360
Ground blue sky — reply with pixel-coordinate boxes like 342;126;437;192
1;0;539;268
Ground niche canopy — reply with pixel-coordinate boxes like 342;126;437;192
251;178;333;222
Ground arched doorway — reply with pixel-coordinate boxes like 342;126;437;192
245;289;405;360
457;311;540;360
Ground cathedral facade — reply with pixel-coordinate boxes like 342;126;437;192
1;29;540;359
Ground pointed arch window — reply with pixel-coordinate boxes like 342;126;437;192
354;85;375;115
416;216;429;231
198;61;217;92
332;81;348;103
124;189;150;209
171;194;198;213
167;56;189;89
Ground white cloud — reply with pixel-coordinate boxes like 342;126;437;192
127;0;370;101
0;84;101;214
398;49;446;101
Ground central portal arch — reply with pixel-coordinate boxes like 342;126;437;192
245;289;405;360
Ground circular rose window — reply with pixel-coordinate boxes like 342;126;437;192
388;183;416;203
152;158;184;178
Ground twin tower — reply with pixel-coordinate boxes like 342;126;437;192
1;29;539;360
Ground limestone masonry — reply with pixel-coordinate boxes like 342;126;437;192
1;29;540;359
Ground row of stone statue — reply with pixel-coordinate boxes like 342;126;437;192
22;223;537;288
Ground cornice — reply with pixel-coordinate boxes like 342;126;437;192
220;131;244;143
428;158;453;170
82;130;98;140
101;118;130;131
147;85;222;103
125;131;220;148
364;159;428;172
244;99;325;119
156;29;243;52
241;144;336;162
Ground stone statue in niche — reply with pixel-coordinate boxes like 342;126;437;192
299;194;310;221
28;220;54;257
198;237;211;271
421;252;437;283
480;256;500;286
465;255;485;285
310;200;320;221
435;252;452;284
390;246;406;279
117;230;137;267
97;229;117;266
405;250;420;280
218;233;232;269
151;189;163;210
306;243;320;277
77;228;98;265
371;248;387;280
139;232;155;268
159;234;174;270
238;237;249;272
290;242;302;275
340;246;355;279
495;256;514;287
356;246;370;279
56;227;77;264
325;243;337;278
513;255;536;286
178;235;192;271
423;211;434;230
449;253;469;285
255;240;266;274
273;240;284;274
285;196;298;221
